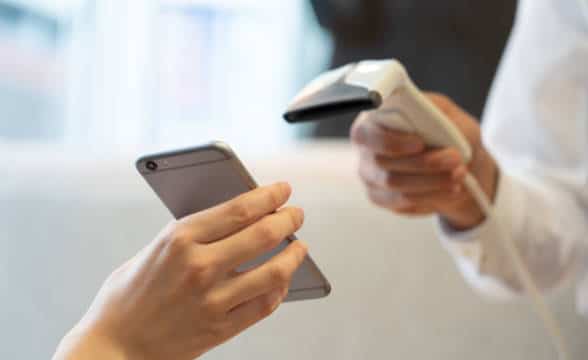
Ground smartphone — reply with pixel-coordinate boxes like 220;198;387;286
136;141;331;301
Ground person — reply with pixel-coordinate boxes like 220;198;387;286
52;183;308;360
308;0;515;137
351;0;588;314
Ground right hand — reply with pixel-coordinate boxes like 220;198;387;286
54;182;308;360
351;92;499;230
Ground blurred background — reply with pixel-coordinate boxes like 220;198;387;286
3;1;588;359
0;0;330;155
0;0;516;153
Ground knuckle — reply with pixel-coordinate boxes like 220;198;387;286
186;255;216;287
268;264;290;285
202;294;225;315
167;227;194;253
256;222;281;246
229;201;253;225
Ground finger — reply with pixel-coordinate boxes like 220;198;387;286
213;240;308;311
207;207;304;273
225;287;285;338
360;162;456;194
366;186;461;213
178;182;292;244
351;114;425;158
365;147;462;174
366;187;412;210
452;164;469;182
403;188;464;206
421;147;464;171
366;187;434;216
395;206;437;217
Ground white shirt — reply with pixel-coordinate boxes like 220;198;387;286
438;0;588;316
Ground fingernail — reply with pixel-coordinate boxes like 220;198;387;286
297;207;305;223
277;182;292;195
292;207;305;227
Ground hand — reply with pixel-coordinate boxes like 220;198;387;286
351;92;499;230
53;183;308;360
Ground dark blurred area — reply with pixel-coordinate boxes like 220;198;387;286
309;0;517;138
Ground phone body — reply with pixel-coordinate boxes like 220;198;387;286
136;141;331;301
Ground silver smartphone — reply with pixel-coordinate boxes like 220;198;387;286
136;141;331;301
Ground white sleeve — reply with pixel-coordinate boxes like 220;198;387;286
437;0;588;300
438;173;587;300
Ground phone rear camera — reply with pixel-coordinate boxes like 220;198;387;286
146;161;158;171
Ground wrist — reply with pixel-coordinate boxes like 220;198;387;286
54;324;127;360
442;145;499;231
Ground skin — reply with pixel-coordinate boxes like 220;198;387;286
53;182;308;360
351;92;499;230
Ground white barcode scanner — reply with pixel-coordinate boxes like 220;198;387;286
284;60;471;161
284;59;570;360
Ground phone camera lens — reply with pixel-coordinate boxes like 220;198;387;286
146;161;158;171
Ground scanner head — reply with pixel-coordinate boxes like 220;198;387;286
283;60;406;123
283;83;381;123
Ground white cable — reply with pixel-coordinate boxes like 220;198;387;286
463;174;570;360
